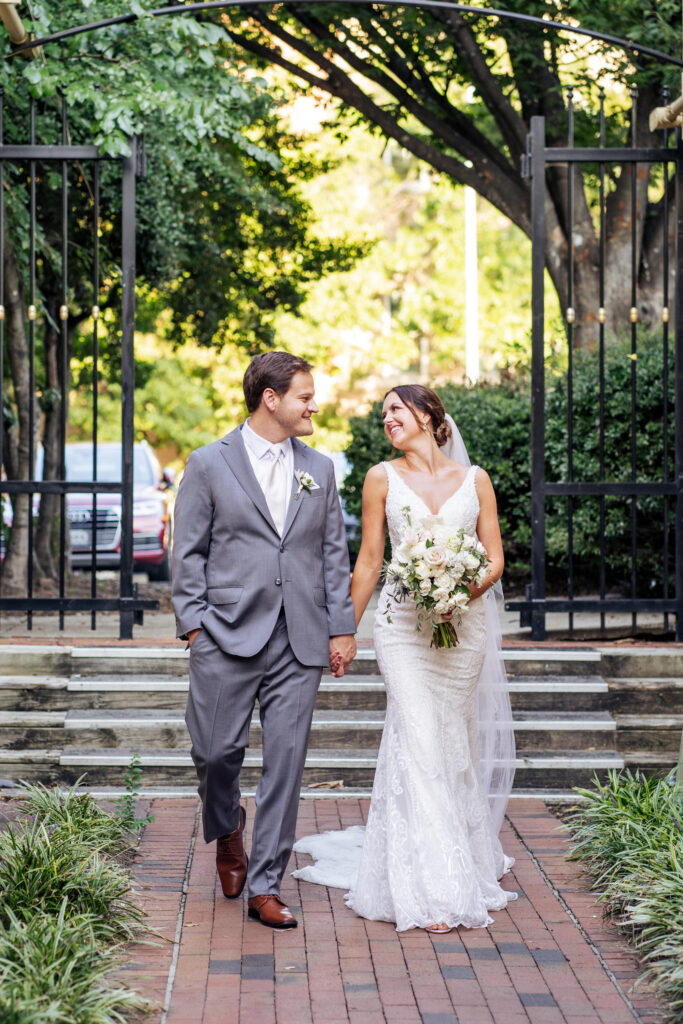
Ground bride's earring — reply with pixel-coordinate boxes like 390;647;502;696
421;422;429;432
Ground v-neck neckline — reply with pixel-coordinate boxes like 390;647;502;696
386;461;473;516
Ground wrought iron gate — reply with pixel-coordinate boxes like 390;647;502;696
0;95;156;639
507;95;683;641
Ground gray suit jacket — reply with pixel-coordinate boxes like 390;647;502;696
171;425;357;666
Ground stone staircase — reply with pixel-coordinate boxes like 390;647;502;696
0;644;681;799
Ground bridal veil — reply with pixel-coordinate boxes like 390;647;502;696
443;413;516;834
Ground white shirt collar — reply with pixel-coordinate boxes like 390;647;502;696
242;419;291;460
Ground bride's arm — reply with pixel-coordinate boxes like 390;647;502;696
350;464;388;626
469;469;504;600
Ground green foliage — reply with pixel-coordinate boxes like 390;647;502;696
0;904;146;1024
342;334;673;592
341;380;531;581
0;781;151;1021
545;333;674;592
566;769;683;1015
0;822;141;939
16;777;131;854
115;754;154;833
1;0;366;382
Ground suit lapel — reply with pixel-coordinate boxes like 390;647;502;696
219;425;278;534
282;438;311;539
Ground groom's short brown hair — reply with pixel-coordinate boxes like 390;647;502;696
243;352;313;413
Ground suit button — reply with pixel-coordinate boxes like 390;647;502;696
279;545;285;553
275;578;282;586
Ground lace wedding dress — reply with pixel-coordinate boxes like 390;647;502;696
293;460;517;932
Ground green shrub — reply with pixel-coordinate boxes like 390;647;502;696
545;333;675;593
341;379;530;582
0;782;150;1022
0;822;141;940
17;779;131;855
342;332;673;593
0;904;146;1024
566;770;683;1016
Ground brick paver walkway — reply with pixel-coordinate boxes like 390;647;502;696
121;798;666;1024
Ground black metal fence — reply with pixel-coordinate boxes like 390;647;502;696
507;93;683;641
0;95;156;639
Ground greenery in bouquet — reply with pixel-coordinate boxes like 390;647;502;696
383;507;490;649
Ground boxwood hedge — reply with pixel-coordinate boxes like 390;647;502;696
341;334;674;594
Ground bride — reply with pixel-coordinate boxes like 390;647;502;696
294;384;517;933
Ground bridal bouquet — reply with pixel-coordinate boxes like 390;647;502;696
383;508;490;649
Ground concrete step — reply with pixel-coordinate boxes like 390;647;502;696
0;745;626;790
503;649;602;677
0;676;190;712
616;716;683;755
600;649;683;679
607;678;683;713
2;644;680;681
0;645;380;678
0;708;617;753
507;676;608;711
0;782;588;803
621;750;680;774
0;673;611;714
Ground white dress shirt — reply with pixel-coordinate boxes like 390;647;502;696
242;419;294;498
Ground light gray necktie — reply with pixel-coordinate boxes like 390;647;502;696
265;446;288;534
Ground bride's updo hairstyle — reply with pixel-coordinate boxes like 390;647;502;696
385;384;452;447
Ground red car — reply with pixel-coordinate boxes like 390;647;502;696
61;442;175;580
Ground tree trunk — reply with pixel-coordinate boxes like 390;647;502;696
34;300;61;581
1;227;38;594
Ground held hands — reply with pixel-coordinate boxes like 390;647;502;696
329;634;357;678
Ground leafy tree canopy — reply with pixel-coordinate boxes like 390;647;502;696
223;0;682;339
1;0;366;350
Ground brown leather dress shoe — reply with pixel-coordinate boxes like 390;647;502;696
216;806;248;899
247;895;298;929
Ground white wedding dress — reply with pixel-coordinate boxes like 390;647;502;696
293;460;517;932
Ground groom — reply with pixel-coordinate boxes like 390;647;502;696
172;352;357;929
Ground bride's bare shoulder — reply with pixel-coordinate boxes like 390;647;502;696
364;462;390;495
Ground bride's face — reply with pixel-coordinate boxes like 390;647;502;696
382;392;426;449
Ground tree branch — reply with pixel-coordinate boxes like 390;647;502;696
228;15;530;232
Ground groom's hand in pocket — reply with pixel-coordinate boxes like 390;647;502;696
187;628;201;648
329;635;356;678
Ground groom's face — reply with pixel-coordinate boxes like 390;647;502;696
272;371;318;437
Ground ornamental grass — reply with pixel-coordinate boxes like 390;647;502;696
565;769;683;1018
0;778;151;1022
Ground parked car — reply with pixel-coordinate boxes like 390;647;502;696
59;442;175;580
2;442;175;579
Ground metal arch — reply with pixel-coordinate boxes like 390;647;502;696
7;0;683;70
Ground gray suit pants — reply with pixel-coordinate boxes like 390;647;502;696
186;613;322;896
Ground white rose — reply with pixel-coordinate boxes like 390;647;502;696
425;546;448;571
419;578;432;596
396;543;412;563
463;552;480;571
454;590;470;608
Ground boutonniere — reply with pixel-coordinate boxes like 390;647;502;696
294;470;318;499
